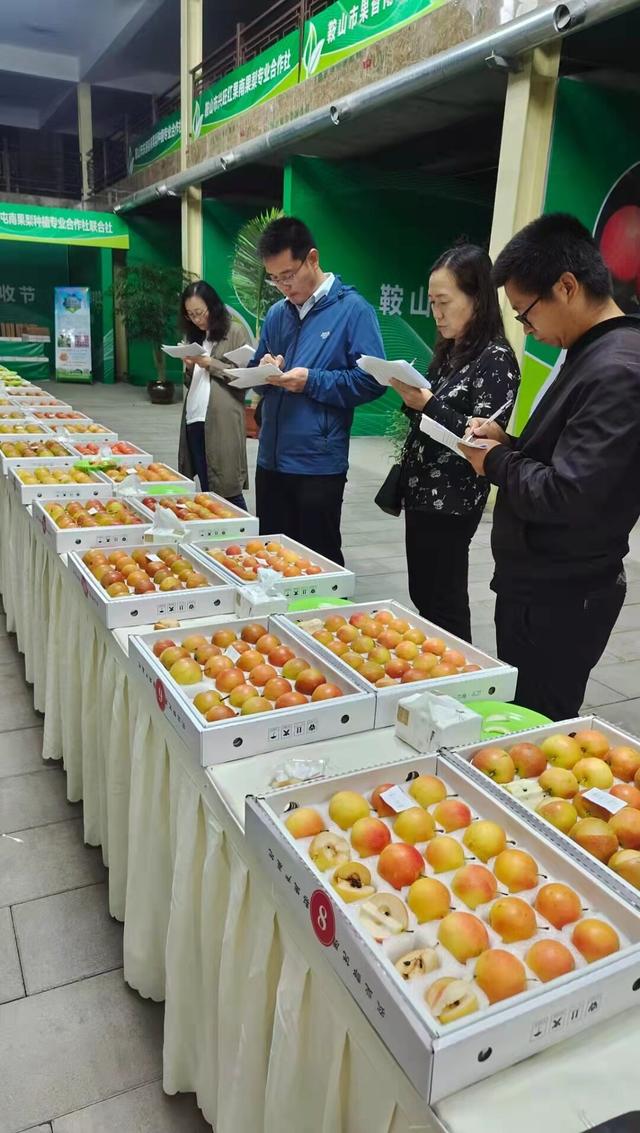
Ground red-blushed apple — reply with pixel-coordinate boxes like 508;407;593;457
193;690;222;716
394;947;439;981
241;622;268;644
311;683;343;702
573;757;614;790
525;939;575;983
425;978;478;1024
169;658;202;685
572;918;620;962
407;876;450;922
274;691;308;710
573;791;611;821
608;807;640;850
309;832;349;872
349;612;368;628
574;729;611;760
359;892;409;940
385;657;411;679
328;790;370;830
228;683;259;708
463;820;507;862
571;817;619;862
509;742;547;778
489;896;537;942
412;653;439;675
378;629;403;650
374;609;394;625
408;774;447;808
608;746;640;782
350;816;391;858
194;644;221;666
401;669;430;684
337;624;359;644
324;613;346;632
370;783;396;817
442;648;466;668
285;807;325;839
493;849;539;892
181;633;208;653
241;696;273;715
248;664;278;688
433;798;472;832
342;650;364;670
351;634;375;655
425;835;465;873
396;640;419;662
256;633;280;655
358;661;386;684
393;806;436;844
216;667;246;693
422;636;446;656
377;843;424;889
451;864;498;909
537;798;579;833
403;627;425;645
389;618;410;635
326;640;349;659
475;949;527;1003
237;649;264;673
430;663;457;678
438;911;489;961
204;654;234;678
281;657;308;681
610;783;640;810
534;883;582;929
541;734;581;770
608;849;640;889
331;861;375;903
472;747;516;783
461;663;482;673
539;767;579;798
153;638;176;658
205;704;236;722
263;677;292;702
160;645;189;670
268;645;296;668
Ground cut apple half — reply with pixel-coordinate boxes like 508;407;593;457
394;947;440;981
331;861;375;903
359;893;409;940
309;832;350;872
425;977;479;1024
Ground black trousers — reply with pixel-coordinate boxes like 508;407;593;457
495;573;626;720
404;508;482;643
255;465;347;566
186;421;247;510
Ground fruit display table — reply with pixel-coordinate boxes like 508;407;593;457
2;421;640;1132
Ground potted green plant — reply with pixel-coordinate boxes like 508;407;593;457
113;262;190;403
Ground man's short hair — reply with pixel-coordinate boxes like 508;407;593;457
257;216;316;261
493;213;612;300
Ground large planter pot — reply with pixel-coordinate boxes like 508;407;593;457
147;379;175;405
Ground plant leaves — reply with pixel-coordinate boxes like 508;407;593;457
308;39;325;75
111;263;192;378
231;207;284;334
192;100;204;139
303;22;318;76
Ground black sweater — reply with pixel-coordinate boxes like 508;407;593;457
485;316;640;600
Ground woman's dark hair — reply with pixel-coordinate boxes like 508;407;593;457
429;244;505;375
180;280;230;344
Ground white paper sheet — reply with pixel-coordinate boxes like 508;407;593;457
226;363;282;389
419;414;487;458
224;344;256;367
358;355;431;390
161;342;206;360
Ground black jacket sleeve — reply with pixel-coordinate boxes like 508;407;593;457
485;362;640;524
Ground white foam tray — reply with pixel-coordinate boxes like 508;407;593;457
130;493;259;540
31;497;150;553
189;533;356;601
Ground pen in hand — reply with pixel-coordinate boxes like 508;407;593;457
462;397;513;444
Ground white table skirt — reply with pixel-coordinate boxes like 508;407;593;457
4;488;640;1133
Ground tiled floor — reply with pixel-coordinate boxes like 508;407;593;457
1;380;639;1132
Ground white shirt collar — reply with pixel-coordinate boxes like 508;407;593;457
295;273;335;320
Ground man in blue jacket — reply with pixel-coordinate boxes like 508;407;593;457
251;216;384;565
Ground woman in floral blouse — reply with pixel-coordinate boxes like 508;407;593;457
391;244;520;642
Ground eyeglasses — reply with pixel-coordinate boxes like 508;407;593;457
265;251;311;289
186;307;208;320
515;295;542;329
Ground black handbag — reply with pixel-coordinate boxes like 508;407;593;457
374;461;404;516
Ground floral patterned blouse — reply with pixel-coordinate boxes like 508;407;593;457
401;338;520;516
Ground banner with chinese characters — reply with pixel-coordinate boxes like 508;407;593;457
192;30;299;138
301;0;449;79
54;287;92;382
0;202;129;248
128;110;181;175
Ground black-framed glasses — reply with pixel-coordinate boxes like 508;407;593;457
265;250;312;288
515;295;542;328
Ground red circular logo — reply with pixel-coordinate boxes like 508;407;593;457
310;889;335;947
154;678;167;711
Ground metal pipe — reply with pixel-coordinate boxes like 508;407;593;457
116;0;638;213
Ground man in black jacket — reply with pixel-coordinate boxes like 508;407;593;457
462;213;640;719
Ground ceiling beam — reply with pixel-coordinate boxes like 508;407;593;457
81;0;168;80
0;44;79;82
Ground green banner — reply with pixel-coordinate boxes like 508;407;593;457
128;111;181;175
0;202;129;249
192;30;299;139
301;0;449;79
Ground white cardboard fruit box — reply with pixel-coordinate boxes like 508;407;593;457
189;533;356;601
8;462;111;504
446;716;640;911
129;617;376;766
67;543;236;628
94;462;195;495
67;443;153;464
0;441;81;475
130;493;259;540
245;752;640;1106
45;423;118;444
31;497;150;553
280;601;517;727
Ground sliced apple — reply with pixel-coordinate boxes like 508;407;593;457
394;947;440;981
309;831;350;872
359;893;409;940
331;861;375;903
425;977;479;1024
